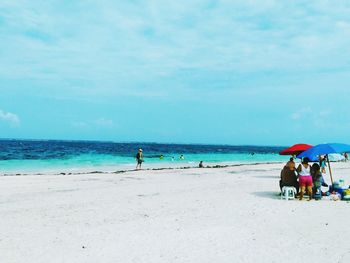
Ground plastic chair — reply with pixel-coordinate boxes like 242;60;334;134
281;186;296;200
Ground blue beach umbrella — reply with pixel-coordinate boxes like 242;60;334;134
297;143;350;184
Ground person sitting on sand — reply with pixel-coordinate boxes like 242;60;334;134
296;157;313;200
136;149;144;170
199;161;204;168
280;157;299;193
311;163;328;200
286;157;295;170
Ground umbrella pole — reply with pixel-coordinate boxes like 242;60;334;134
326;155;334;185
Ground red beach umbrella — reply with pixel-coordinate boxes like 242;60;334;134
279;144;313;156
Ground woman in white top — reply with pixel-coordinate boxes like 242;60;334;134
297;157;313;200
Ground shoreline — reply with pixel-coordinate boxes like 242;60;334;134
1;161;285;177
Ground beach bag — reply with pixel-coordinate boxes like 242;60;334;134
329;192;341;201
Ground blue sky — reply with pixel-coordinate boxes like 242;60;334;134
1;0;350;145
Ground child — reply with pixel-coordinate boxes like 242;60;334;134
311;163;328;200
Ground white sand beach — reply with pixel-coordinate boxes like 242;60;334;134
1;162;350;263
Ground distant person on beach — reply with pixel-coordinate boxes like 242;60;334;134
136;149;143;170
280;157;299;194
296;157;313;200
199;161;204;168
319;156;327;174
344;153;348;162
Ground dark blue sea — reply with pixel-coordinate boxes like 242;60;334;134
0;139;286;174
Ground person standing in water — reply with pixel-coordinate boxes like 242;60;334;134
136;149;143;170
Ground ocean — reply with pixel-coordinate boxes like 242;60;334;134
0;139;287;174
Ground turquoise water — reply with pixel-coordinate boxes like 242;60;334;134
0;140;288;174
0;152;286;174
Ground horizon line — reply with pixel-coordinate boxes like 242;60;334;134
0;137;287;148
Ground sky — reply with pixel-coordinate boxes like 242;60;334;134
1;0;350;146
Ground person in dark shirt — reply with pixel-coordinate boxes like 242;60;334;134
279;158;299;194
136;148;143;170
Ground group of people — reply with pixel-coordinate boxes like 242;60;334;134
135;149;187;170
279;156;328;200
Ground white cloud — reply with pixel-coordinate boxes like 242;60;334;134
291;112;300;120
291;107;312;120
2;0;350;96
93;118;114;127
318;109;332;117
1;1;350;121
291;107;335;130
71;121;89;129
71;118;115;129
0;109;20;126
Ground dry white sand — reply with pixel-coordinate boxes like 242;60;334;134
1;162;350;263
